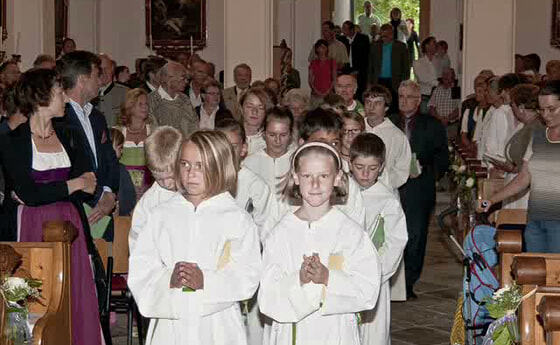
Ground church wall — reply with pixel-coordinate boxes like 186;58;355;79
515;0;558;74
429;0;461;73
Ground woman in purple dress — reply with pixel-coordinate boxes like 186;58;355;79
0;69;103;345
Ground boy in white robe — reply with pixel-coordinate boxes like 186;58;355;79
259;142;381;345
129;126;183;252
349;133;408;345
363;86;412;191
128;131;261;345
243;107;295;197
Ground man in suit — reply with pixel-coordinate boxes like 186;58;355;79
341;20;370;101
389;80;449;300
95;54;129;127
223;63;252;121
185;59;210;109
369;23;410;112
57;51;119;227
148;61;199;137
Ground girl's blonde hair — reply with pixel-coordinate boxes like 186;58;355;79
176;130;238;198
120;88;148;125
281;142;348;205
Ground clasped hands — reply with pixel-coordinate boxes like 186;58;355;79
299;253;329;286
170;262;204;290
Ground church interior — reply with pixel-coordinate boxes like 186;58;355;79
0;0;559;345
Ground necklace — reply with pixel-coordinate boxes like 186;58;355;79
127;124;146;135
31;129;55;140
546;127;560;143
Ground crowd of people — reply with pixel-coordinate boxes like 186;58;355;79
0;2;558;345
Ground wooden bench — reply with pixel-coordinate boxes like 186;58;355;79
537;296;560;345
494;210;528;287
0;220;77;345
513;255;560;345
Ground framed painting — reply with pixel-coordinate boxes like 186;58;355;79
145;0;207;56
552;0;560;48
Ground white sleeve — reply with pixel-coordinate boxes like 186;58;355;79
378;200;408;283
413;59;438;90
128;195;149;253
128;213;184;320
460;108;469;134
258;234;323;322
337;177;366;228
250;177;281;242
201;216;262;316
321;229;381;315
388;134;412;189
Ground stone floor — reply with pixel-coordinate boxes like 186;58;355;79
111;192;463;345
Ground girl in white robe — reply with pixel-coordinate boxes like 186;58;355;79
242;107;296;198
128;131;261;345
348;132;408;345
259;142;381;345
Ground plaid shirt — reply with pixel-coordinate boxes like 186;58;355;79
428;85;460;118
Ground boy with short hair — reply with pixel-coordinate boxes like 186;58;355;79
129;126;183;252
349;132;408;345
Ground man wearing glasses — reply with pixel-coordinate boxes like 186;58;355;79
390;80;449;300
148;61;198;137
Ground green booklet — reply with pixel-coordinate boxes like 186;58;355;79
410;153;422;176
83;203;111;239
371;214;385;251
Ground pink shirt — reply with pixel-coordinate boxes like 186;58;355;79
310;59;335;95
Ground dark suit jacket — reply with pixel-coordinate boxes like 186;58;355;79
347;33;370;77
389;112;449;207
0;123;94;240
55;103;120;205
368;40;410;91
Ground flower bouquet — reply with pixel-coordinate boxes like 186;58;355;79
451;152;477;212
482;283;523;345
1;276;42;345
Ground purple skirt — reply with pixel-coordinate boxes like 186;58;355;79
19;201;102;345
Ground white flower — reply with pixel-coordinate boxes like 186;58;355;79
458;165;467;173
465;177;475;188
3;277;29;292
493;286;509;298
451;164;459;172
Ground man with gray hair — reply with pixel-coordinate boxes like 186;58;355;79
95;54;129;127
148;61;198;137
223;63;252;121
390;80;449;300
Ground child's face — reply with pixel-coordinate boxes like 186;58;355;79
294;152;341;208
242;94;266;129
342;119;362;152
179;141;206;202
154;170;176;191
304;130;341;152
351;155;384;189
364;96;387;120
221;130;248;162
265;119;292;157
114;144;123;160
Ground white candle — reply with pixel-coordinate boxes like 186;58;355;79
16;32;21;55
190;36;193;55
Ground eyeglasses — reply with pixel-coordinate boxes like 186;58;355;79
342;128;362;136
169;75;188;81
180;160;203;172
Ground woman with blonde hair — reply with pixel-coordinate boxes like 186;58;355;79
115;88;153;199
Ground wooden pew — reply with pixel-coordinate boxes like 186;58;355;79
537;296;560;345
513;256;560;345
0;221;77;345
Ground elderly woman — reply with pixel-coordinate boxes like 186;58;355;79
282;88;310;141
480;81;560;253
0;69;102;344
116;88;153;199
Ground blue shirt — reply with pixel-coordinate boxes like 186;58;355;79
380;42;393;79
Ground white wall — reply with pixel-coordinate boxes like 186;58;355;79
430;0;461;73
461;0;515;96
70;0;225;73
515;0;558;73
333;0;351;28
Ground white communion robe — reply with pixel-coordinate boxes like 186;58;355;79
365;118;412;191
128;192;262;345
358;181;408;345
258;207;381;345
242;148;294;198
128;182;176;252
247;132;267;156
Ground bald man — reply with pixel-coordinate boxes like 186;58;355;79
148;61;199;137
96;54;129;127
